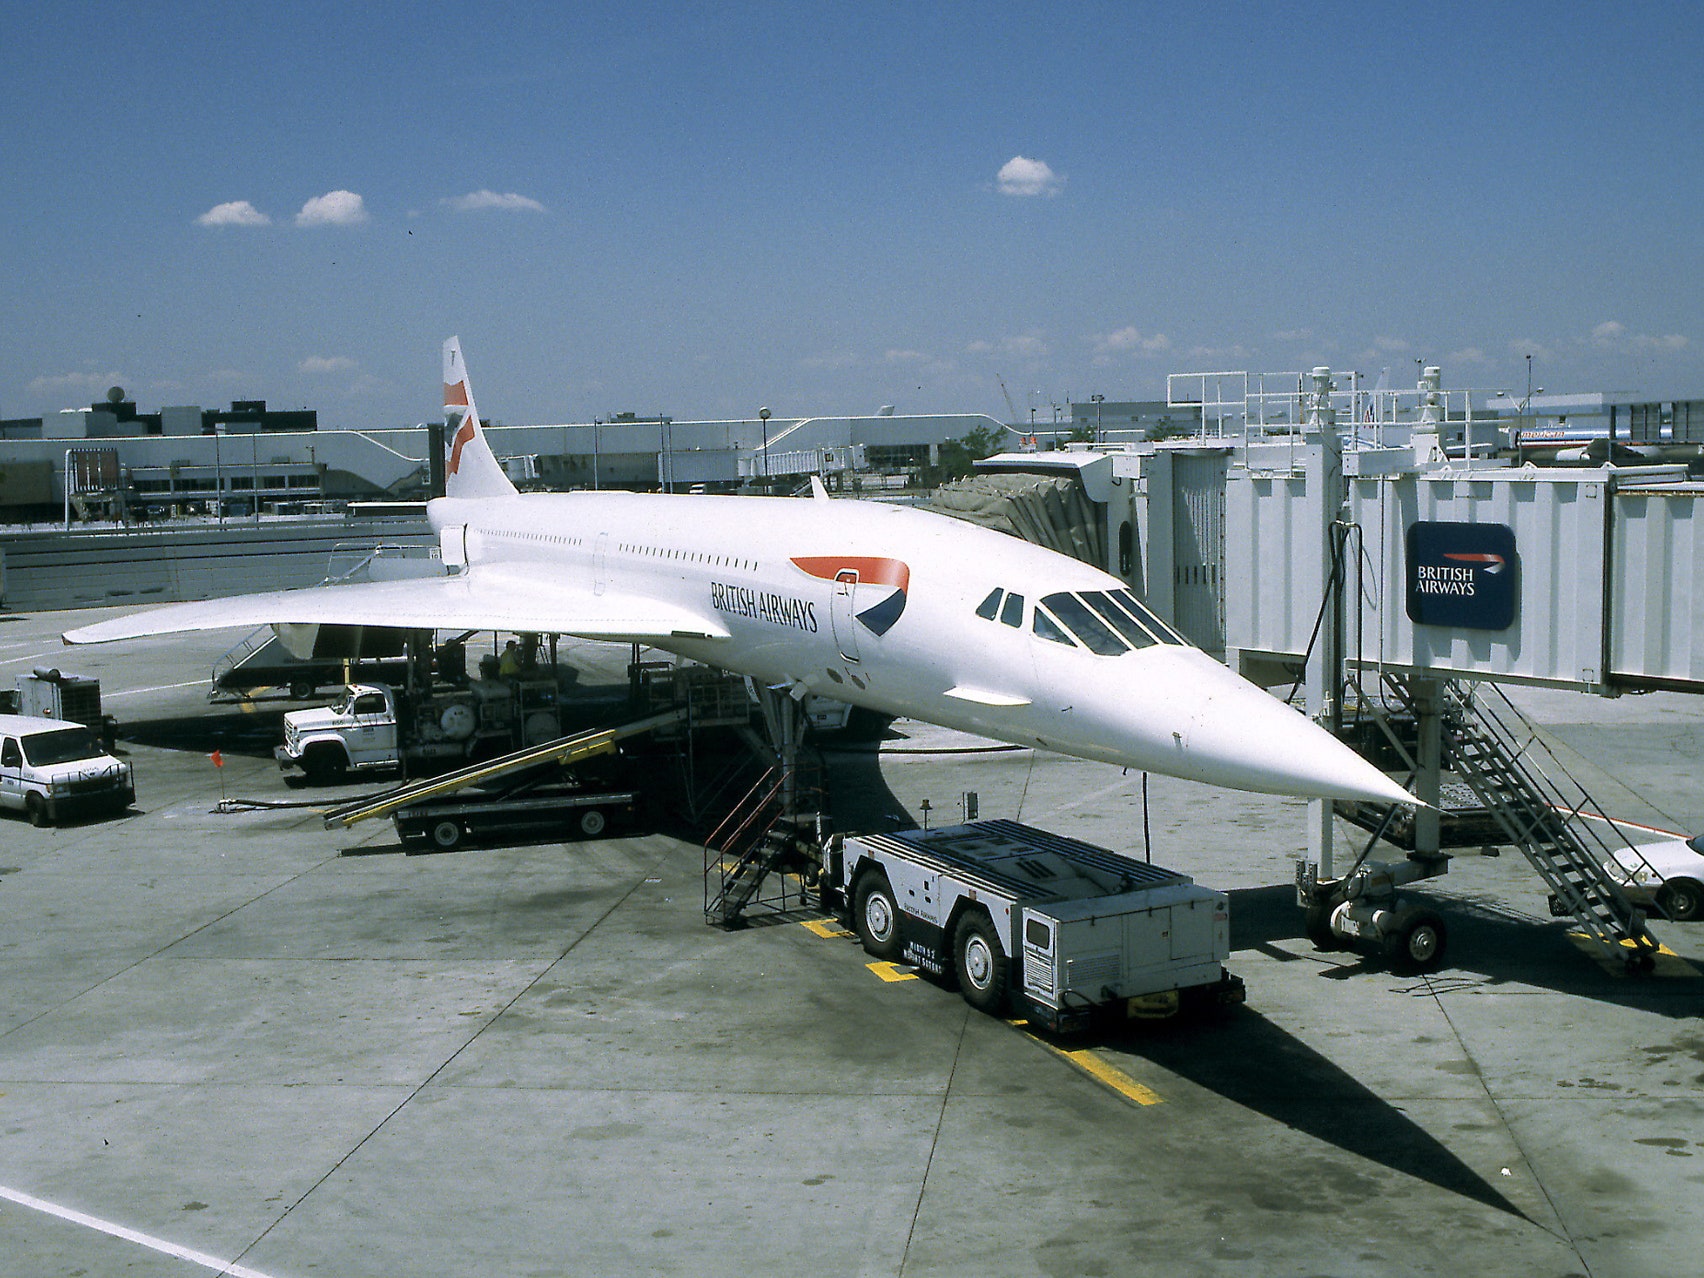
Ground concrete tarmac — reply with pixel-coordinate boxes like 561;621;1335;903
1;606;1701;1277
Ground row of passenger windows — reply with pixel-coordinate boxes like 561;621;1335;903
975;586;1184;654
619;542;756;571
486;527;755;572
488;529;583;548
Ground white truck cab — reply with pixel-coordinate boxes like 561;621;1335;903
0;713;135;827
277;683;404;780
276;679;521;780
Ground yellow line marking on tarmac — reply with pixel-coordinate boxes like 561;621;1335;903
1567;932;1696;977
1009;1019;1164;1106
801;918;855;939
866;961;918;983
1059;1048;1165;1106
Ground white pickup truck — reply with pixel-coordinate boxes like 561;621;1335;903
277;680;534;780
0;713;135;827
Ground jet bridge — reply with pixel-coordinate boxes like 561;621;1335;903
1173;364;1703;970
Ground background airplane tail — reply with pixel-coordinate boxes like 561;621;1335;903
443;336;519;499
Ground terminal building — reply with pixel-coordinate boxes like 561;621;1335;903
0;386;1006;523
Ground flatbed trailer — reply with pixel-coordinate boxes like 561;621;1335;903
827;819;1243;1033
392;772;638;852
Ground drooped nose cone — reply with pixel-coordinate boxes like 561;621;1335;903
1138;649;1418;805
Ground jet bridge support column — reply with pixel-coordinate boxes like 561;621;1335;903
1410;675;1444;857
1303;366;1344;881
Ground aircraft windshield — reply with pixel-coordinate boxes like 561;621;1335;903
22;727;105;767
1112;589;1185;644
1032;590;1187;655
1041;593;1126;656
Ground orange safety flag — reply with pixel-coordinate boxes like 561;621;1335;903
209;750;224;768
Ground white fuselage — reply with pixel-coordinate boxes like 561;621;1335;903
428;489;1403;802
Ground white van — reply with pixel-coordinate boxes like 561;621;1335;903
0;713;135;827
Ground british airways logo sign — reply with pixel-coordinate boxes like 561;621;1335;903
1405;522;1518;630
790;557;911;635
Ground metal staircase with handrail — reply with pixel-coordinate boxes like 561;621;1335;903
1380;672;1661;969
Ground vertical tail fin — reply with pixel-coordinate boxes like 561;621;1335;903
443;336;519;499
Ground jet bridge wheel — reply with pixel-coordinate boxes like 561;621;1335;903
1384;909;1447;975
953;911;1009;1015
1303;903;1342;951
853;872;902;962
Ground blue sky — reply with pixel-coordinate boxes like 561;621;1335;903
6;1;1702;428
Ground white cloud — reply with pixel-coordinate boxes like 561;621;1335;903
296;190;369;227
1272;327;1313;343
966;333;1051;360
997;155;1063;197
1184;342;1250;362
1447;346;1491;366
196;200;270;227
444;189;547;213
1509;339;1553;362
1638;332;1689;351
800;351;861;370
1592;320;1688;351
300;355;357;374
1093;327;1171;357
27;369;126;398
885;349;931;364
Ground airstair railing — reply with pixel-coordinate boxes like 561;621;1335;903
1382;672;1660;967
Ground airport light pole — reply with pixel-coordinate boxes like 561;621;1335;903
1091;393;1105;445
759;406;771;487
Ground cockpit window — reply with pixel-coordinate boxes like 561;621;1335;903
999;592;1024;628
1113;589;1185;644
1033;605;1075;646
1081;590;1158;649
975;588;1003;620
1041;593;1127;656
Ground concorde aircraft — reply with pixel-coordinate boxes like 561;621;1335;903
65;339;1415;806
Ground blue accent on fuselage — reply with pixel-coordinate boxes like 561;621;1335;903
857;589;906;636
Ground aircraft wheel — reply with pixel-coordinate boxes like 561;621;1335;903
26;794;52;828
578;808;607;838
430;819;464;851
1385;909;1447;974
1657;878;1702;922
853;873;902;962
954;911;1009;1015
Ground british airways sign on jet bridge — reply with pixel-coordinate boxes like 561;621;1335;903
1405;521;1519;630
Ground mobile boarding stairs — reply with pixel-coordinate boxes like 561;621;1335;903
1305;672;1663;974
